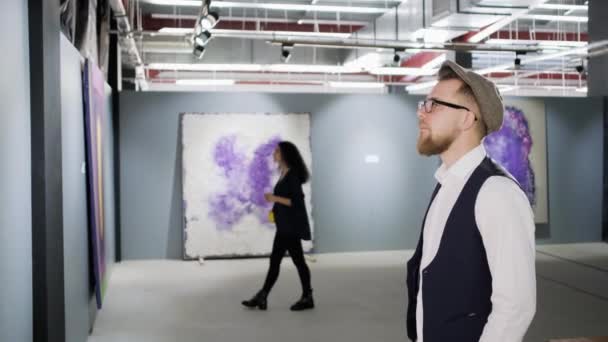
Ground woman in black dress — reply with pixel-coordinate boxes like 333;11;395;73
241;141;313;311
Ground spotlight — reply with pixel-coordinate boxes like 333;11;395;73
193;30;212;47
280;44;293;63
193;44;205;59
393;48;404;65
199;12;219;30
514;51;526;69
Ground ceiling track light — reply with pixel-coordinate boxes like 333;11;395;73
193;30;212;47
393;48;404;64
200;11;219;30
280;43;294;63
193;44;206;59
191;0;218;58
514;51;526;70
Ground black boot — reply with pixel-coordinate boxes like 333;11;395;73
241;290;268;310
290;292;314;311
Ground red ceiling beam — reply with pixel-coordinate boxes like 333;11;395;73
141;15;364;33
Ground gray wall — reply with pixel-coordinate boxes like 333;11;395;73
540;98;604;243
119;92;604;260
61;34;117;341
0;0;33;340
119;93;436;259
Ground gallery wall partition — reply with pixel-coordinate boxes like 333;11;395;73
61;33;118;342
120;92;604;260
0;0;33;340
28;0;65;340
60;34;91;342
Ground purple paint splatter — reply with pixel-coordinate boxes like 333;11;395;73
213;135;247;178
484;106;536;205
248;136;281;223
208;135;281;230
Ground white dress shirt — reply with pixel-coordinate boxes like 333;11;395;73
416;144;536;342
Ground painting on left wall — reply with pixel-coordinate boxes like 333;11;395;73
83;58;107;309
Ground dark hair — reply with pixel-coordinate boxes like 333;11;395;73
278;141;309;184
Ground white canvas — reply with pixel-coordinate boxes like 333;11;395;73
181;113;314;258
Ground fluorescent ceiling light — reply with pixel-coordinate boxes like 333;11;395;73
475;63;514;75
497;85;519;93
158;27;352;39
176;79;236;86
266;64;363;73
151;13;198;20
328;81;385;88
149;62;439;76
542;85;580;90
344;52;387;69
406;80;438;92
145;0;390;13
158;28;195;34
152;13;297;24
575;87;588;92
317;0;400;2
369;67;438;76
486;38;588;48
213;2;390;14
297;19;369;26
145;0;202;5
533;4;587;11
519;14;588;23
148;63;264;72
214;29;351;38
147;63;364;74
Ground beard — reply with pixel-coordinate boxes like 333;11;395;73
416;130;455;156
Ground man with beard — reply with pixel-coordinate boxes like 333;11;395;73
406;61;536;342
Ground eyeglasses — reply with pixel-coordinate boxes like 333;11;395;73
417;98;477;121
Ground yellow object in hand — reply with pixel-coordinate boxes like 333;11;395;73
268;211;275;223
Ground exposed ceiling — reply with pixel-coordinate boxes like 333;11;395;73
113;0;601;96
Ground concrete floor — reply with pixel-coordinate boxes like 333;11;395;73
87;243;608;342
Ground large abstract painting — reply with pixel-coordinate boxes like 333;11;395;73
181;113;314;258
484;98;548;223
83;58;107;308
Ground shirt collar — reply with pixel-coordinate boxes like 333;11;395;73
434;144;487;185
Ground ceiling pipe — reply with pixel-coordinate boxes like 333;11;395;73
266;37;542;53
125;30;542;53
108;0;148;89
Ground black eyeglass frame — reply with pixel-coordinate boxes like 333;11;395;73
418;98;478;121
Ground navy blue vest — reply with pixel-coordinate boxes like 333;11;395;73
406;157;511;342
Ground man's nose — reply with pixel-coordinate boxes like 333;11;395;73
416;109;426;120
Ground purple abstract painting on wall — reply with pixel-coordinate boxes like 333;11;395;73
208;135;281;230
83;58;107;309
181;113;313;258
484;105;536;205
